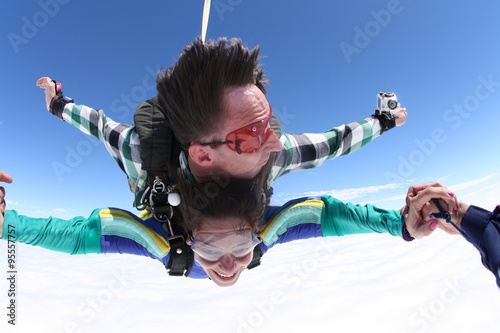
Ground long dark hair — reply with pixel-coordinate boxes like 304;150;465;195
174;159;273;233
176;176;263;233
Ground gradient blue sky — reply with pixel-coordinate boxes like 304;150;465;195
1;0;499;218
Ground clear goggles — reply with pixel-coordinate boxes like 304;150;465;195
190;229;261;262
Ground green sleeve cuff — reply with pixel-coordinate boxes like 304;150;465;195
2;209;103;255
320;196;403;237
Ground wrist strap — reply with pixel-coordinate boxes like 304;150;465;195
49;80;74;119
372;109;397;133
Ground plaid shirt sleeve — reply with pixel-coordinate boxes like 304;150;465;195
269;116;383;182
61;103;147;206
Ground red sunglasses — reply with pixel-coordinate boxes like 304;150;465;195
200;105;274;154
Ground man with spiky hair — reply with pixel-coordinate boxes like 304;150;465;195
37;37;407;210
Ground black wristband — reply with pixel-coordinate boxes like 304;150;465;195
372;109;397;134
49;92;74;119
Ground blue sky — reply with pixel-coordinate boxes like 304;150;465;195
1;0;500;219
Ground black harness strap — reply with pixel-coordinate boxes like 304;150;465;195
247;245;263;270
166;235;194;277
135;97;194;276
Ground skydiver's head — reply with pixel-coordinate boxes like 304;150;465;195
177;172;266;287
187;215;261;287
156;38;282;182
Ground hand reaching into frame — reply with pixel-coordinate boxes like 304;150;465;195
403;182;459;239
36;77;57;111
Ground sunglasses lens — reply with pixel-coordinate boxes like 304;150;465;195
226;122;270;153
223;105;273;154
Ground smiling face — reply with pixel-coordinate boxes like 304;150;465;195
188;216;258;287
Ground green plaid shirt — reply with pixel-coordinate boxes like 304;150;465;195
61;103;383;207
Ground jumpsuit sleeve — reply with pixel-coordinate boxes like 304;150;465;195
1;208;172;261
60;103;147;206
269;117;383;181
1;209;103;254
320;196;403;238
260;196;403;248
459;205;500;288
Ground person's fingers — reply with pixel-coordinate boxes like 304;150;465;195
407;182;439;197
407;183;456;210
393;107;408;126
36;77;53;89
36;77;47;88
405;183;458;239
414;187;457;216
405;207;438;239
406;182;439;207
432;189;458;214
419;196;463;237
408;182;445;196
394;107;406;114
0;172;13;184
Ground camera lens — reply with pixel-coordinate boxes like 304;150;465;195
388;100;398;109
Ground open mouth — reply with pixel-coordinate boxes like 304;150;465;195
215;271;235;280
